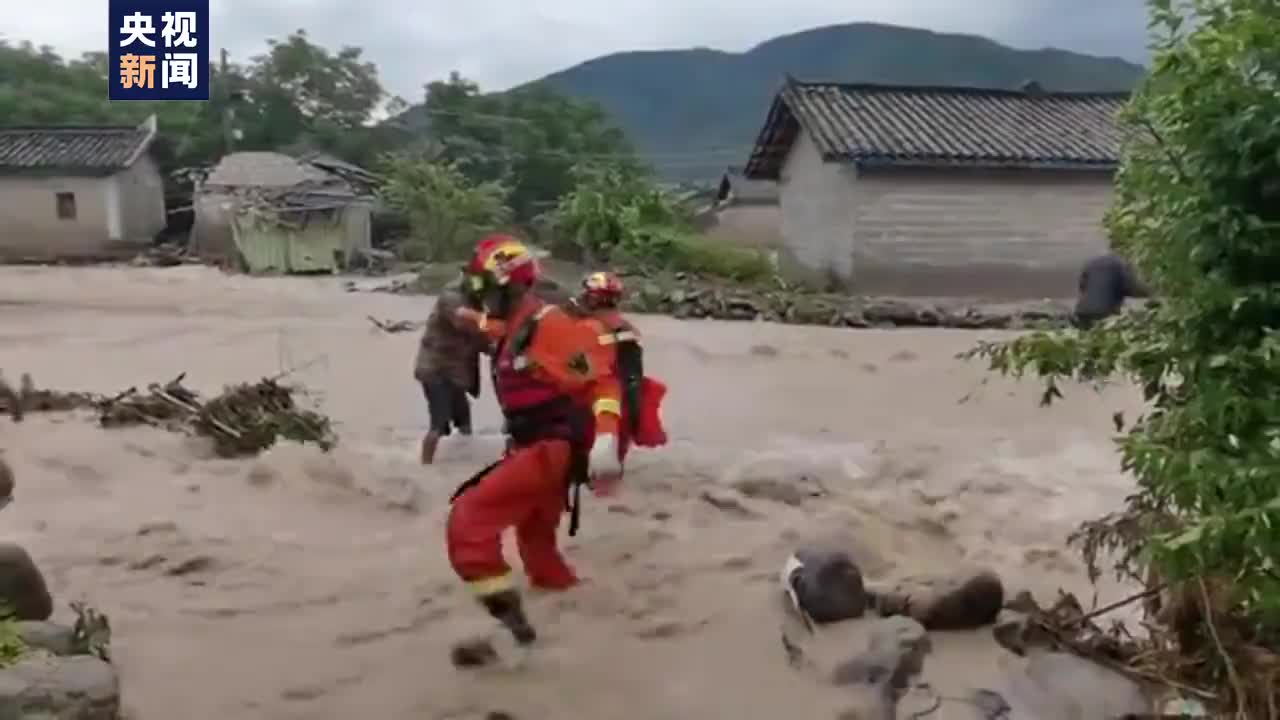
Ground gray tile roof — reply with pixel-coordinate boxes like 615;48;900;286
0;121;156;174
743;81;1129;178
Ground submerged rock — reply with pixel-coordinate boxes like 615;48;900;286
14;623;75;657
0;544;52;621
829;616;930;688
1000;650;1148;720
0;655;120;720
450;637;499;668
828;616;931;720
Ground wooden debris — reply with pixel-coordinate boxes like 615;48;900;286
366;316;421;334
0;371;336;458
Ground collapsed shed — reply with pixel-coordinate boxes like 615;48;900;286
191;151;376;273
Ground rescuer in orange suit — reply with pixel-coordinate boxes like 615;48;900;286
570;271;668;494
444;236;667;648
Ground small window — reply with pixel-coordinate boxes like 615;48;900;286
55;192;76;220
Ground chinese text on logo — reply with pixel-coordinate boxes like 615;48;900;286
108;0;209;101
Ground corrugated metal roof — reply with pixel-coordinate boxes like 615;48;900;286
0;121;156;174
744;81;1129;178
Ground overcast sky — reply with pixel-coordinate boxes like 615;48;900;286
7;0;1148;101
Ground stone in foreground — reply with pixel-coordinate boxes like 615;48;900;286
828;616;931;720
781;547;867;625
0;544;53;622
450;637;499;668
999;650;1148;719
870;569;1004;631
0;655;120;720
14;623;75;658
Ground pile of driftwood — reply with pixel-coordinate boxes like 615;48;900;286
0;372;335;458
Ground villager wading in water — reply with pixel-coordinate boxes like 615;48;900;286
1073;252;1151;329
413;279;491;464
444;236;669;648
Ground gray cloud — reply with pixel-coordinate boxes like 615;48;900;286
7;0;1148;101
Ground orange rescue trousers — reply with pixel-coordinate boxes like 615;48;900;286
446;438;580;592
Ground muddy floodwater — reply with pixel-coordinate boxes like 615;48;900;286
0;266;1142;719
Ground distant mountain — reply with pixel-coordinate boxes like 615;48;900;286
405;22;1146;182
533;23;1144;181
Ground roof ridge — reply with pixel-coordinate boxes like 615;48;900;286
787;80;1131;99
0;125;144;133
745;80;1127;179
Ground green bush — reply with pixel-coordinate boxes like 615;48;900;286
553;164;775;283
379;148;512;262
967;0;1280;712
667;235;773;283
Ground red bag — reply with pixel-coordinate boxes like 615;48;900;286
632;376;668;448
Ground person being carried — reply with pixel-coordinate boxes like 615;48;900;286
444;236;647;649
568;271;668;495
1074;252;1151;330
413;278;491;464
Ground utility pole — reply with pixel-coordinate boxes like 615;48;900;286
219;48;236;155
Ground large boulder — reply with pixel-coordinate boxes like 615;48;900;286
0;655;120;720
0;545;52;622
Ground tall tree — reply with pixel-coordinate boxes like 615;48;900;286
0;31;397;171
416;73;644;222
242;29;387;160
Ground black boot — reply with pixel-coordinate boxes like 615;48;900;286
480;589;537;645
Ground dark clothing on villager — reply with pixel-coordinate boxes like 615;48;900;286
414;289;490;435
1073;254;1150;329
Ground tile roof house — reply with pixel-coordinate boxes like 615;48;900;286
0;115;166;261
741;80;1129;298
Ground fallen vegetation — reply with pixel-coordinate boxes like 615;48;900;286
0;373;336;458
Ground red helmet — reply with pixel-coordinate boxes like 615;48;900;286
465;234;540;289
581;271;624;306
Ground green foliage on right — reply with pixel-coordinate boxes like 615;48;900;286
967;0;1280;708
